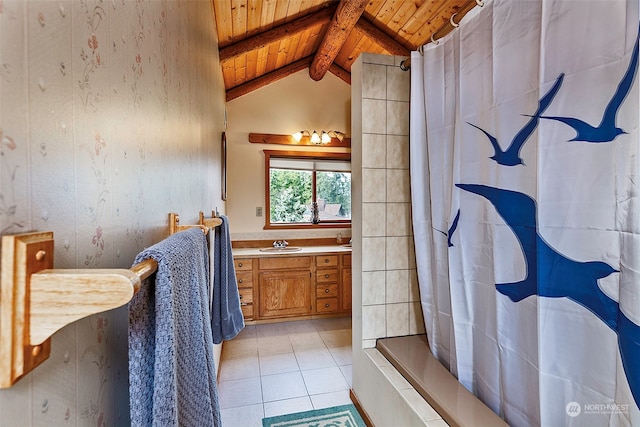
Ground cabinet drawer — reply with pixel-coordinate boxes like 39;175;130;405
234;259;252;271
343;254;351;266
316;255;338;267
239;288;253;304
316;297;339;313
259;256;311;270
236;271;253;288
316;269;339;283
316;283;338;298
241;303;254;319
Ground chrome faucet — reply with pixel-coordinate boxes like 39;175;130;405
272;240;289;248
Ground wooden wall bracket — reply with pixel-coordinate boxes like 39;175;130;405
199;211;223;228
0;232;140;388
168;213;210;235
0;232;53;388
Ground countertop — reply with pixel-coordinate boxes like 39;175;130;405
232;245;352;257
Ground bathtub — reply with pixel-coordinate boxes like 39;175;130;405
376;335;507;426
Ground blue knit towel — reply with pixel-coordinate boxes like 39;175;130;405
211;215;245;344
128;228;221;427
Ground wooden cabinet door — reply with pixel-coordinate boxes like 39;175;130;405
341;267;352;311
258;270;312;318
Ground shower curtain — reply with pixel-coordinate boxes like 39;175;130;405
410;1;639;426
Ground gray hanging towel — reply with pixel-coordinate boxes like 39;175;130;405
211;215;245;344
128;228;221;427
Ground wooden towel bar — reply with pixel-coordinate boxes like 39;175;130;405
0;211;222;388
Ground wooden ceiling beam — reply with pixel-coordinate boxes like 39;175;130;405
355;18;412;56
226;57;313;101
329;63;351;85
219;6;336;62
309;0;368;81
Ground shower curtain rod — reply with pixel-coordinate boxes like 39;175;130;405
400;0;484;71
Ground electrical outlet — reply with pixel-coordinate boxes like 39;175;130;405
256;207;263;217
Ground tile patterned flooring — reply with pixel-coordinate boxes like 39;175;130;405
218;316;353;426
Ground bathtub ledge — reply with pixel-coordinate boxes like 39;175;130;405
376;335;508;427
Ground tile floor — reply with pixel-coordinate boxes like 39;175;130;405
218;316;353;426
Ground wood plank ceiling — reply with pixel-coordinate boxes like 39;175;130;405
214;0;479;101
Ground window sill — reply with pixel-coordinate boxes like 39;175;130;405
263;223;351;230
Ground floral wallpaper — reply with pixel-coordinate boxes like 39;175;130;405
0;0;226;425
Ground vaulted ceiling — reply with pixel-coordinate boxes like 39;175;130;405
213;0;480;101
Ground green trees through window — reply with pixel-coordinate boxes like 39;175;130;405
265;150;351;228
316;171;351;218
269;169;312;223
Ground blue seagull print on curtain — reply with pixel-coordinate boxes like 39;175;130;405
466;72;564;166
451;22;640;408
455;184;640;408
447;209;460;247
538;24;639;142
433;209;461;247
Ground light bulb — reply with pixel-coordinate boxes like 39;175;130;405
310;131;321;144
292;131;303;142
321;131;331;143
327;130;345;141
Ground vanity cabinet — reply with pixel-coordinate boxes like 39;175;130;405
257;257;312;319
234;258;255;320
232;250;352;322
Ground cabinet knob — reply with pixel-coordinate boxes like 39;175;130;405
238;262;243;267
238;279;243;283
325;303;330;308
239;295;243;299
324;259;329;263
325;274;330;278
325;288;330;293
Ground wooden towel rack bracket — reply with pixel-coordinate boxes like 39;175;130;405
169;212;208;235
0;210;222;388
198;210;223;229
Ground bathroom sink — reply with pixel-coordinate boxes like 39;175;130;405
259;246;303;253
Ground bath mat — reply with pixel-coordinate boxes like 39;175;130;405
262;404;366;427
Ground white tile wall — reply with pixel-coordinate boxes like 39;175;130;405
362;271;386;305
386;203;412;237
362;99;387;134
362;203;386;237
361;133;387;168
386;269;410;303
387;135;410;168
359;53;425;349
386;303;410;336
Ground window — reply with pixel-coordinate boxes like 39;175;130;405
265;150;351;229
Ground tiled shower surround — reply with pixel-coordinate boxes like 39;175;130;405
352;53;446;426
357;53;425;347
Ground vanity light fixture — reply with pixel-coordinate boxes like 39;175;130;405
292;129;346;145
